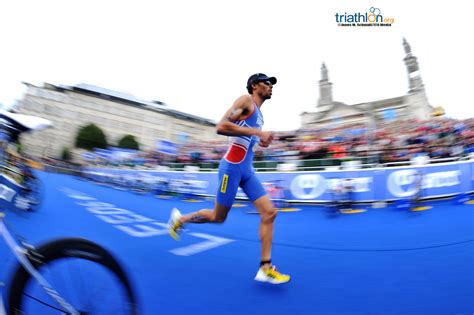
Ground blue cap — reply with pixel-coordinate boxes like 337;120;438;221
246;73;277;90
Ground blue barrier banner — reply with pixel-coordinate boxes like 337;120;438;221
82;152;96;161
157;140;177;155
109;148;138;162
0;174;26;211
283;170;375;202
94;148;113;159
85;160;474;202
457;162;471;193
471;161;474;192
384;164;466;200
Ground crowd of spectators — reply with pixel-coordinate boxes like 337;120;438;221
171;117;474;166
78;117;474;169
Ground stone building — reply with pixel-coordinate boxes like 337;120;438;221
301;38;434;129
13;82;219;158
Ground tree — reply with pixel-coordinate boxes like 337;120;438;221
16;142;24;155
61;147;72;161
117;135;140;150
75;124;108;150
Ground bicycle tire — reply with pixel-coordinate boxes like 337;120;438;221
7;237;138;315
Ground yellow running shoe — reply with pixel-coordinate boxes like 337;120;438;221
168;208;183;240
254;265;291;284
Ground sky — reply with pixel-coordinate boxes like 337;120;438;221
1;0;473;131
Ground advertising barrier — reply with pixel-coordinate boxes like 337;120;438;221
0;174;27;211
85;160;474;203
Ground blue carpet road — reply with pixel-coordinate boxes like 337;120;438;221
1;172;473;315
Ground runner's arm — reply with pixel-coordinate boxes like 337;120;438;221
216;95;266;138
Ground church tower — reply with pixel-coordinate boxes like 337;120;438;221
403;38;424;93
402;38;432;120
317;63;333;111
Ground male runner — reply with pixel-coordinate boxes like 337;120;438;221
168;73;290;284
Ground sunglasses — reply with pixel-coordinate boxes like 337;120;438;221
259;80;273;86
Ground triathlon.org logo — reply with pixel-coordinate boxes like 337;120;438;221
335;7;395;27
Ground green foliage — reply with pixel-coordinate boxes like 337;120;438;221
75;124;108;150
16;142;24;155
61;147;71;161
117;135;140;150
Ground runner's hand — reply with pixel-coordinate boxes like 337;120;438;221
259;131;273;147
259;139;270;147
259;131;274;145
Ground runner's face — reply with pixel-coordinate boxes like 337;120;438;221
255;80;273;99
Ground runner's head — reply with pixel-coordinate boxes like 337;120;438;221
246;73;277;95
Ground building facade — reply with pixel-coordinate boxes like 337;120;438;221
13;83;220;158
301;38;434;129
